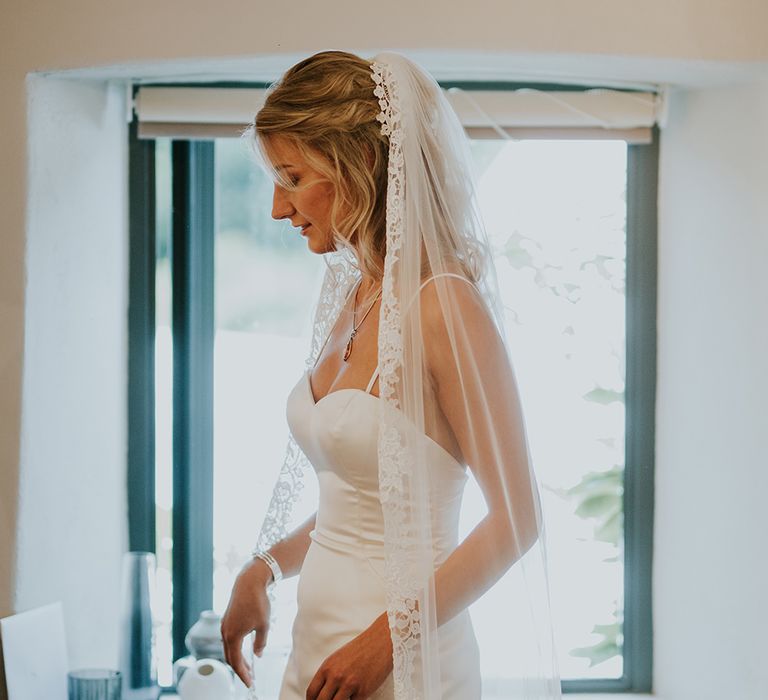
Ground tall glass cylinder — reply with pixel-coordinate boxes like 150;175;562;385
118;551;161;700
67;669;122;700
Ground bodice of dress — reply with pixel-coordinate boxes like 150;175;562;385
278;273;484;700
285;365;469;567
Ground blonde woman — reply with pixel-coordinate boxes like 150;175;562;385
221;51;561;700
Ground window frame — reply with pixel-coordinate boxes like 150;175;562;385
127;84;658;694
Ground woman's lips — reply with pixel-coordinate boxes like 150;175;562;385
301;224;311;235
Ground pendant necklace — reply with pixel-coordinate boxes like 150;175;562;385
343;280;382;362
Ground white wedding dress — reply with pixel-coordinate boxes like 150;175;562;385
277;354;482;699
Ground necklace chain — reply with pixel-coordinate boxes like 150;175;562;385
343;280;382;362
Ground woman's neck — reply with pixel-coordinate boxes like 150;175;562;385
357;273;382;305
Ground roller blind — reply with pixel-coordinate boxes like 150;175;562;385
134;84;664;143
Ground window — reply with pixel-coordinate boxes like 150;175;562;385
128;85;657;695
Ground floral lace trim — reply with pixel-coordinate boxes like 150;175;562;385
258;57;423;700
372;58;424;700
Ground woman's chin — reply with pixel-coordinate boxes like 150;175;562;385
305;233;336;255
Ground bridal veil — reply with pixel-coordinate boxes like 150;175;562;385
252;51;563;700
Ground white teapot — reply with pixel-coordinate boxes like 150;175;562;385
176;658;234;700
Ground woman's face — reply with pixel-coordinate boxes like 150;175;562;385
267;136;339;254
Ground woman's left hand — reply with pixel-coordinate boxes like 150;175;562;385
305;612;393;700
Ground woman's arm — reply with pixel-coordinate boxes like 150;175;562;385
421;276;541;627
258;510;317;580
221;511;317;687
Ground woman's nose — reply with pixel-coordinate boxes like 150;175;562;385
271;185;294;221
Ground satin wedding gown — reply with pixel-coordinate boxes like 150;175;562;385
277;300;482;698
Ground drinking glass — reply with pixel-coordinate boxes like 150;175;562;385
67;668;121;700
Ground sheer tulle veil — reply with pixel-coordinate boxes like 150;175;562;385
252;51;563;699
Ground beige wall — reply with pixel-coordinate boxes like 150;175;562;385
5;0;768;74
3;0;768;691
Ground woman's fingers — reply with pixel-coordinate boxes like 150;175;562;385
306;669;359;700
331;685;358;700
222;629;252;688
315;683;339;700
252;622;270;658
305;668;325;700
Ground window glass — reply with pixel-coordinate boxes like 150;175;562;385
155;135;628;688
468;139;627;681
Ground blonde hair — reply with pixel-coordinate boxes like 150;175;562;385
251;50;388;280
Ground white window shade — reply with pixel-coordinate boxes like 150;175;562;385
134;85;663;143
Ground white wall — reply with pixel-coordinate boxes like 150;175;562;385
16;76;129;668
654;81;768;700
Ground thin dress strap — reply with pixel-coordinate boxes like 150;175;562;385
364;272;476;395
365;366;380;394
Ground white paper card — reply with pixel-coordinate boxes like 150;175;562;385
0;601;68;700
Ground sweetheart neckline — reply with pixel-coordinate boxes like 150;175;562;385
302;370;466;472
305;368;377;407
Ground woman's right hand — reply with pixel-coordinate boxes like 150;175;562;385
220;557;273;688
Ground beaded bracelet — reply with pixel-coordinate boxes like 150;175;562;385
251;548;283;588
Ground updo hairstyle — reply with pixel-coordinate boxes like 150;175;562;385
252;50;388;279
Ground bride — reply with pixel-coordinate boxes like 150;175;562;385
221;50;562;700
